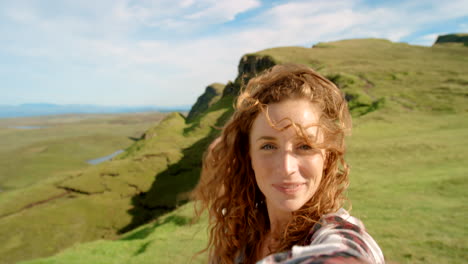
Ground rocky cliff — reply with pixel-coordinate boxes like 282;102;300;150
434;33;468;45
186;83;225;122
222;54;277;97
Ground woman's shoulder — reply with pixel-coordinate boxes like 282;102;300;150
298;208;384;263
304;208;366;244
257;208;385;264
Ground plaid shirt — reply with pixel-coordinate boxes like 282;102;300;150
256;209;385;264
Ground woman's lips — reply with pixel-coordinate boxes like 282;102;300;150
273;183;305;194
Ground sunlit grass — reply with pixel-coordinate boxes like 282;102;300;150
20;111;468;264
2;38;467;264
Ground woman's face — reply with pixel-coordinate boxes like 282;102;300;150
249;98;325;216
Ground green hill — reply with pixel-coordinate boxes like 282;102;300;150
1;35;467;264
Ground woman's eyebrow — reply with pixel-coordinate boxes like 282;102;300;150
256;136;276;142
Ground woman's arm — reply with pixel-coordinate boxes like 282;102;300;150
257;209;385;264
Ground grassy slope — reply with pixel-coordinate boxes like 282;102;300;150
8;38;468;264
0;113;170;263
20;202;210;264
347;112;467;263
20;112;468;264
0;98;233;263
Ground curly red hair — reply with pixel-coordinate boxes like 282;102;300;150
192;64;352;264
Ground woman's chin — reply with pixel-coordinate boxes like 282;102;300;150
276;199;306;213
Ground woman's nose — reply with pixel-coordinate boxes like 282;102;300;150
279;150;298;176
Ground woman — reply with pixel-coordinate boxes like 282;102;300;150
192;64;384;264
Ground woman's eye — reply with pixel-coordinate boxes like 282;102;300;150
260;144;276;150
298;144;313;150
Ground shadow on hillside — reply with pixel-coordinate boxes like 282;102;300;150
128;136;140;141
119;110;232;234
133;241;152;256
121;214;192;241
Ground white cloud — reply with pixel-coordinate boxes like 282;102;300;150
184;0;260;21
1;0;467;106
113;0;261;29
179;0;195;8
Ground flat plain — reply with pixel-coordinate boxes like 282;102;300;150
0;113;169;190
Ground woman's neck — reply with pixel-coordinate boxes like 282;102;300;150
266;203;292;236
257;202;293;261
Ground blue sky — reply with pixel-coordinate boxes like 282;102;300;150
1;0;467;107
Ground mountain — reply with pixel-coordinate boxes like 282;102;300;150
1;34;467;264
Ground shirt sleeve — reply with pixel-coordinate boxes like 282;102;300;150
256;209;385;264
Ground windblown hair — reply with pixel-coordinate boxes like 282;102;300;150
192;64;352;264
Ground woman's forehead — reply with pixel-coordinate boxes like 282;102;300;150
261;99;320;125
250;99;321;138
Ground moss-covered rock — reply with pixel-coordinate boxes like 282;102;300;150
223;54;277;97
186;83;225;122
434;33;468;45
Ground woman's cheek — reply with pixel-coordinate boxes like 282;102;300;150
253;153;276;179
260;153;277;170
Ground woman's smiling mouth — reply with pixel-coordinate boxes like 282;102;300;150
273;183;305;194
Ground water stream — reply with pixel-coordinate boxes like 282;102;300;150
86;150;124;165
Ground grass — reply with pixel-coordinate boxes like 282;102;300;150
257;39;468;114
347;112;468;263
20;203;209;264
2;38;467;264
0;93;232;264
0;113;169;264
21;112;468;264
0;113;168;190
20;111;468;264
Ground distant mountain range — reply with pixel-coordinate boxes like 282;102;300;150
0;103;191;118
